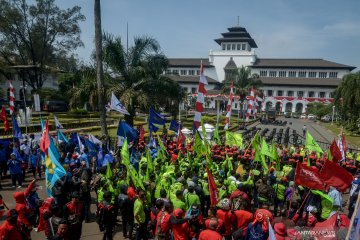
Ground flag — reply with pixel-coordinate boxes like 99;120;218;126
213;125;221;144
121;139;130;166
337;132;346;161
139;125;145;142
107;92;130;115
177;127;186;148
224;82;234;130
260;138;272;158
117;120;139;145
330;139;342;163
9;80;15;115
77;134;84;153
149;108;166;133
105;163;113;180
193;62;208;131
169;120;180;133
53;115;64;129
0;107;9;132
320;159;354;192
246;86;255;122
206;166;219;207
57;130;69;144
268;219;276;240
194;131;207;156
145;148;153;181
347;191;360;240
88;134;102;148
254;149;268;174
294;162;325;190
271;143;280;171
251;131;260;150
305;132;323;155
11;115;22;140
225;131;243;148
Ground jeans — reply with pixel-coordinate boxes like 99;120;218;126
11;173;22;186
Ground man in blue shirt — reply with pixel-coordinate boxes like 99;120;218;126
7;153;23;188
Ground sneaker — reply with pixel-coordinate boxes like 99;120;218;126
17;185;22;188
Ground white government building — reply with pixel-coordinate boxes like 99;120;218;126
166;26;356;114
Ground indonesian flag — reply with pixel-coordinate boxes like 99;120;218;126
177;127;186;148
320;159;354;192
40;120;50;155
0;107;9;132
9;80;15;115
337;132;346;161
224;82;234;130
330;139;342;163
193;62;208;131
294;162;325;190
206;166;219;207
246;86;255;122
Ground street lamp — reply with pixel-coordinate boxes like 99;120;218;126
331;105;335;125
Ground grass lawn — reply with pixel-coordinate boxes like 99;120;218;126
319;122;360;149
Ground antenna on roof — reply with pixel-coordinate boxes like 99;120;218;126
237;16;240;26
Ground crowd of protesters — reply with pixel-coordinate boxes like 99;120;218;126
0;128;359;240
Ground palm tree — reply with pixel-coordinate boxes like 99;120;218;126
102;33;184;125
222;66;262;117
94;0;108;136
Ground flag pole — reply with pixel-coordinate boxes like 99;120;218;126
346;190;360;239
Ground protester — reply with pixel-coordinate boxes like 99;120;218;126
0;209;23;240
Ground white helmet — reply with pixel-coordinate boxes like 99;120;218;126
220;198;231;211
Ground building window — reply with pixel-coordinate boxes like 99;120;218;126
319;72;327;78
288;71;296;77
172;70;179;75
319;92;325;98
234;103;237;108
180;70;187;75
308;91;315;97
232;44;236;50
227;44;231;50
287;91;294;97
308;72;316;78
166;70;172;74
188;70;195;75
241;44;246;50
269;71;277;77
196;70;200;75
237;44;241;50
297;91;304;97
298;71;306;78
329;72;338;78
222;44;226;50
277;90;283;96
279;71;286;77
267;90;273;97
260;71;268;77
191;88;196;94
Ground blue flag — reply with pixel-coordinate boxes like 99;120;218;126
169;120;180;133
149;108;166;133
57;130;69;144
11;115;22;140
117;120;139;144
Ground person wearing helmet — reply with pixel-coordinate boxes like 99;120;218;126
171;208;191;240
216;198;234;240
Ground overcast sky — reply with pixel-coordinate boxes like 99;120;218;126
57;0;360;70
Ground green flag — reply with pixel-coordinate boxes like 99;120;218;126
260;138;272;158
157;135;167;153
105;163;113;180
254;149;268;174
194;131;207;156
251;131;260;150
225;131;243;148
305;132;323;155
227;156;233;177
145;148;153;181
271;143;280;171
311;190;334;219
121;139;130;166
213;125;221;144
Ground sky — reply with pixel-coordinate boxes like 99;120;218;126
56;0;360;70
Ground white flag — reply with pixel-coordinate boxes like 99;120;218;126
77;134;84;153
108;92;130;115
54;116;64;129
88;134;102;148
268;219;276;240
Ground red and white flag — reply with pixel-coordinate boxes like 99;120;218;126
9;80;15;115
193;62;208;130
0;107;9;132
206;166;219;207
246;86;255;122
224;82;234;129
337;131;346;161
177;127;186;148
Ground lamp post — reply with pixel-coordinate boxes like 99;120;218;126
331;105;335;125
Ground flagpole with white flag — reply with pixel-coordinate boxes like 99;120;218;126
54;115;64;129
268;218;276;240
107;92;130;115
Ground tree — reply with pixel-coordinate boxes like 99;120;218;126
102;33;184;125
306;102;332;119
0;0;85;90
334;71;360;131
222;66;262;117
94;0;107;136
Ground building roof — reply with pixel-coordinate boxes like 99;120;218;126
168;58;214;68
224;57;237;69
259;77;342;87
166;75;219;84
252;58;356;70
215;26;258;48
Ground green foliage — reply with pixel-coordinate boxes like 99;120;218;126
0;0;85;90
34;87;67;102
69;108;88;115
306;102;332;118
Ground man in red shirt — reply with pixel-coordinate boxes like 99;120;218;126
0;209;23;240
156;202;173;240
64;192;84;240
171;208;190;240
199;219;222;240
233;201;253;238
216;198;234;240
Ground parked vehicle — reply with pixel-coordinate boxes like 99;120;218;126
292;113;300;118
284;112;292;118
43;100;68;112
300;114;307;119
266;107;276;121
307;114;316;120
321;115;331;122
